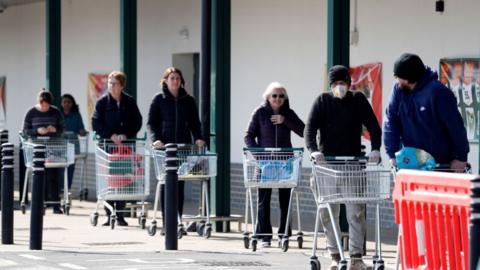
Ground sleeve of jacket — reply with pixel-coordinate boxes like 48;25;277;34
304;96;322;152
283;109;305;138
384;86;402;159
129;97;143;137
188;97;203;141
244;108;260;148
147;95;162;142
22;109;36;136
55;109;64;135
91;98;112;139
358;94;381;151
435;87;470;162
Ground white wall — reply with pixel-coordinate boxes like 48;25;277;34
0;2;45;138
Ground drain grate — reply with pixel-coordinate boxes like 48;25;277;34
198;261;270;267
82;242;144;246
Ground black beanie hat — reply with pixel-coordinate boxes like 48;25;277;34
328;65;351;86
393;53;426;83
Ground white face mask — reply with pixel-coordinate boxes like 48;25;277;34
332;84;348;99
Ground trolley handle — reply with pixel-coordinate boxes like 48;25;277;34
152;143;208;151
93;132;147;142
243;147;304;152
324;156;367;161
393;163;472;173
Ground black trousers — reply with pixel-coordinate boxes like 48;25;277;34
44;168;60;207
104;201;126;219
256;188;292;241
160;181;185;224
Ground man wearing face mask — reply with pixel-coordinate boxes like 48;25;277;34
384;53;469;172
305;65;381;270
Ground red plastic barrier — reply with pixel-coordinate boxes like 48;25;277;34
393;169;476;270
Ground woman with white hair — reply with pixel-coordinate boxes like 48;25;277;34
244;82;305;247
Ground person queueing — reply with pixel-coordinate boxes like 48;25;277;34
22;90;65;214
244;82;305;247
147;67;205;234
305;66;382;270
92;71;142;226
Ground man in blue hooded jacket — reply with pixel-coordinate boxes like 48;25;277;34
384;53;470;172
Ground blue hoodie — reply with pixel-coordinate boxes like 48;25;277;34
384;67;469;164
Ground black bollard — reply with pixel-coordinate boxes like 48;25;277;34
165;143;178;250
1;142;14;244
470;177;480;270
29;144;46;250
0;129;8;203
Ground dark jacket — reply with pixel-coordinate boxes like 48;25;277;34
384;67;469;163
305;91;381;156
92;92;142;139
244;100;305;148
23;105;64;136
147;87;202;144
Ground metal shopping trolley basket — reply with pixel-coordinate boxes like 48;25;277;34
20;134;75;215
63;131;90;201
147;144;217;239
242;147;304;252
89;138;150;230
309;157;391;270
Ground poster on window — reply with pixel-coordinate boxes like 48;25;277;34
349;63;382;141
87;73;108;129
439;58;480;143
0;76;6;126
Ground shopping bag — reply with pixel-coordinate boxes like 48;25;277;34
395;147;436;171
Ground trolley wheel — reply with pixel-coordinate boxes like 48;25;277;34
110;218;116;230
243;236;250;249
177;228;185;239
90;213;98;226
84;189;89;200
339;260;347;270
196;222;205;236
79;190;84;201
65;206;70;216
310;258;320;270
374;259;384;270
148;223;157;236
297;236;303;249
21;205;26;214
281;238;289;252
140;217;146;230
251;239;257;252
204;227;212;239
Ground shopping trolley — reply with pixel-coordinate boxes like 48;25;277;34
20;134;75;215
73;132;89;200
147;144;217;239
309;157;391;270
89;138;150;230
242;147;304;252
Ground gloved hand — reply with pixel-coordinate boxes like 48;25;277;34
311;151;325;164
152;140;165;149
368;150;381;164
389;158;397;168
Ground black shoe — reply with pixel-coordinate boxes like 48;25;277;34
117;218;128;226
160;228;165;236
102;219;110;226
53;206;63;214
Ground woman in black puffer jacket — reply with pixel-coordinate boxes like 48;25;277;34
147;67;205;232
244;82;305;247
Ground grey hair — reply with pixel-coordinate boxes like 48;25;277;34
262;82;288;100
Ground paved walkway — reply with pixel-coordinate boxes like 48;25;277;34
0;199;399;269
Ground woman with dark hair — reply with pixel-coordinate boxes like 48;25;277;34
60;93;87;190
244;82;305;248
23;90;64;214
147;67;205;234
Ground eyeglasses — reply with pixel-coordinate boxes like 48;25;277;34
271;94;285;99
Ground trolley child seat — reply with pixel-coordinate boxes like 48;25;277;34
242;147;304;252
147;144;217;239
